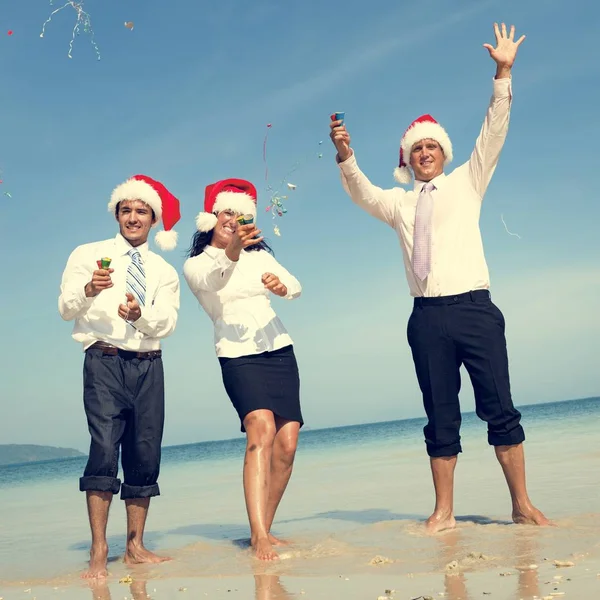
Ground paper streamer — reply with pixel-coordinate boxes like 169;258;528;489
40;0;101;60
501;214;521;239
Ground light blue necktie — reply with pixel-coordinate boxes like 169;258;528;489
126;248;146;307
412;182;435;281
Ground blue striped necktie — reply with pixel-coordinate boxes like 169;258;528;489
126;248;146;307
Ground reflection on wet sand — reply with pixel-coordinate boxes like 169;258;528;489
436;528;470;600
87;578;152;600
513;529;541;600
254;573;293;600
431;526;543;600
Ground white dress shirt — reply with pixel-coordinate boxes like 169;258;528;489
338;77;513;297
58;233;180;351
183;246;302;358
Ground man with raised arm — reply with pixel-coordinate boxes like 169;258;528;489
329;23;550;533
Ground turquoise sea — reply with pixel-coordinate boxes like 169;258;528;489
1;397;599;599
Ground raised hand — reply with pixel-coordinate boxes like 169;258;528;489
329;119;352;162
85;268;114;297
262;272;287;297
226;223;263;262
118;292;142;322
484;23;525;70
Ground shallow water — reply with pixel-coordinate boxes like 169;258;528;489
1;397;599;588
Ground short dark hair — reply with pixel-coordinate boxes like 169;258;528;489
186;229;273;258
115;201;156;221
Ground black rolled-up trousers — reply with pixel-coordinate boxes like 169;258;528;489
79;347;165;500
407;289;525;457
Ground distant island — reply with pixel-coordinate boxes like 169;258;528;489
0;444;85;466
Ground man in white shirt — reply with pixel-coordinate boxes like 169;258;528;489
329;23;550;532
58;174;181;577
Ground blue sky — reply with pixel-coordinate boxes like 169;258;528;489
0;0;598;451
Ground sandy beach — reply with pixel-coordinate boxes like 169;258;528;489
2;510;600;599
2;399;599;600
1;547;599;600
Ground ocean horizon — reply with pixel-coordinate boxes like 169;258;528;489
2;394;597;473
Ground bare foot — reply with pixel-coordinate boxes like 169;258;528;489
82;543;109;579
252;536;279;561
425;511;457;534
124;543;172;565
268;533;289;546
513;506;553;526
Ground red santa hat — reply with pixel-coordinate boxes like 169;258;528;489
195;178;257;233
108;174;181;251
393;114;453;185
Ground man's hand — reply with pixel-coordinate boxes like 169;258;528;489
118;292;142;322
85;268;114;297
329;119;352;163
262;273;287;297
484;23;525;77
225;223;263;262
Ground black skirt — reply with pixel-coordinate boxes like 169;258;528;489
218;345;304;433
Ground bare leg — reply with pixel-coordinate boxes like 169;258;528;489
82;491;112;578
495;444;551;526
124;498;171;564
265;418;300;545
425;456;458;534
243;410;278;561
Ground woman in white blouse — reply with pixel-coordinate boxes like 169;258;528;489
183;178;303;562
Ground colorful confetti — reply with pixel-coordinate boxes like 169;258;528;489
261;124;322;237
0;174;11;199
40;0;100;60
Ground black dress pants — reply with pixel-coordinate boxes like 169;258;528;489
407;290;525;457
79;347;165;499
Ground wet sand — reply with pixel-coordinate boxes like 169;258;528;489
1;557;599;600
2;513;600;600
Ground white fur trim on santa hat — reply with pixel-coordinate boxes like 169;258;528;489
196;212;218;233
393;166;413;185
108;178;163;219
154;229;178;251
212;191;256;218
401;121;453;169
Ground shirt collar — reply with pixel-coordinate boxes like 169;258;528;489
413;172;446;193
114;233;149;260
